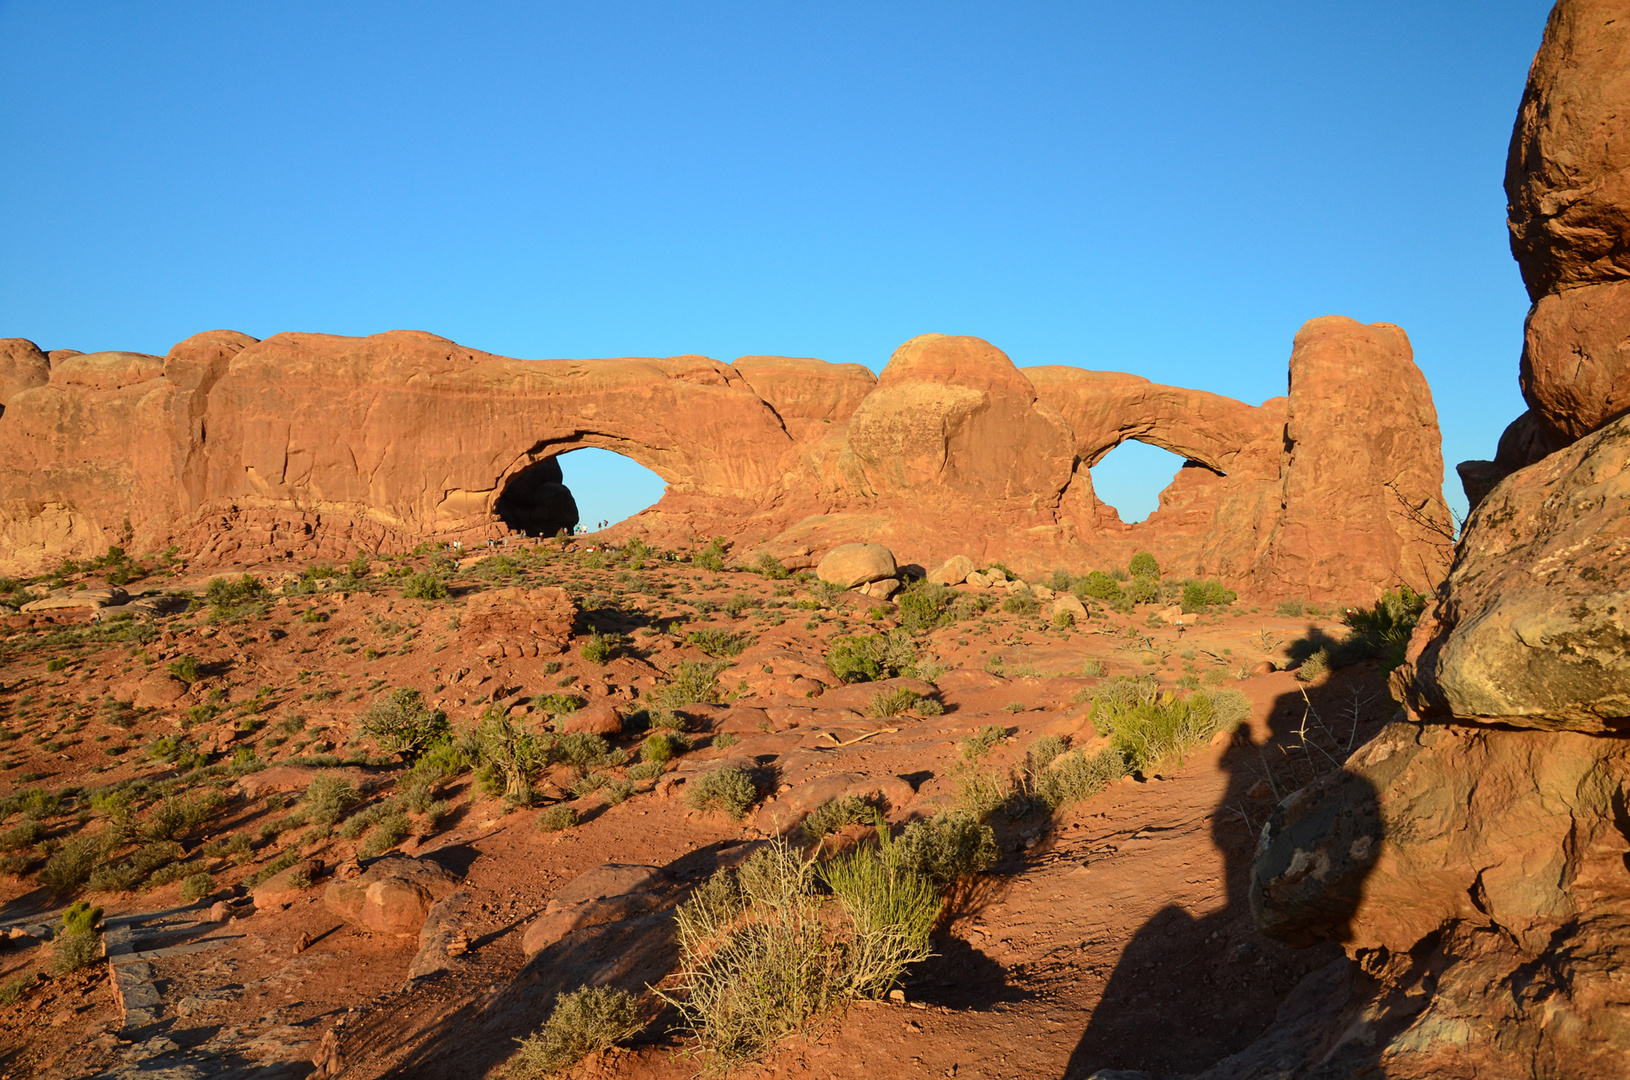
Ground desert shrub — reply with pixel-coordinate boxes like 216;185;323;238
401;572;449;600
825;631;918;684
959;723;1007;760
1128;552;1160;579
894;812;999;891
1090;688;1242;774
472;709;548;806
753;554;790;579
0;821;44;852
145;791;224;841
1181;579;1237;612
1339;586;1427;671
532;693;583;717
580;630;618;665
244;850;300;888
685;766;760;819
627;761;665;782
1051;609;1076;629
1073;571;1121;602
146;734;205;769
570;772;608;799
507;986;642;1078
206;574;266;609
662;846;832;1062
818;824;941;997
807;579;846;607
1275;599;1306;617
144;858;205;890
0;974;34;1007
693;537;728;572
88;840;183;893
646;659;727;727
1000;588;1041;616
865;686;939;718
1295;647;1331;683
49;901;102;974
180;872;215;902
1028;746;1126;814
535;805;578;832
799;796;874;841
359;812;411;856
304;774;361;827
358;688;448;762
1028;734;1070;770
554;732;611;770
896;582;954;634
167;655;201;685
686;628;753;658
1123;574;1160;605
641;732;686;765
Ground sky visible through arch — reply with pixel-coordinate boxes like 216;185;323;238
0;1;1555;528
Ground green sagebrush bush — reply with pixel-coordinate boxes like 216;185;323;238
1089;686;1249;774
660;837;940;1067
825;630;918;683
506;986;642;1078
684;766;760;819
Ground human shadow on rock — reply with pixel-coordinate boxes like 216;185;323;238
1060;669;1390;1079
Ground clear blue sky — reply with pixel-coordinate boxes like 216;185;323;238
0;1;1552;526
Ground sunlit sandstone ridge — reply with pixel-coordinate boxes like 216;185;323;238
0;316;1452;601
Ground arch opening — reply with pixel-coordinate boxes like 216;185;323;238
1088;439;1191;524
493;447;667;536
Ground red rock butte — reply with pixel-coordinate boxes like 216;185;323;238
0;316;1452;600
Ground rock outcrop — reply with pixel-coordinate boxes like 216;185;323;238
0;321;1451;602
1460;0;1630;503
1224;9;1630;1074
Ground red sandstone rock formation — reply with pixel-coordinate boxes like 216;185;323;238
1460;0;1630;502
1230;8;1630;1074
0;321;1451;601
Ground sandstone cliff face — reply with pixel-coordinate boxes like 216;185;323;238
0;322;1450;600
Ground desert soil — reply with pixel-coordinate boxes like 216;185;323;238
0;542;1394;1080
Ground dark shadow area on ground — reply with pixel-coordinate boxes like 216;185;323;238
1059;667;1390;1079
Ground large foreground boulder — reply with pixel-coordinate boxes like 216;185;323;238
1400;413;1630;732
